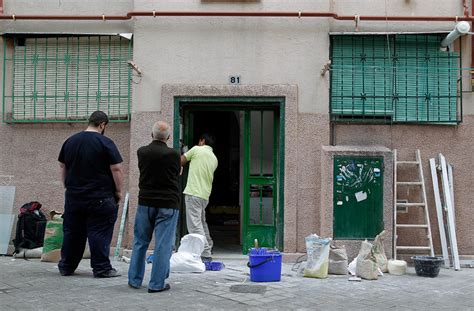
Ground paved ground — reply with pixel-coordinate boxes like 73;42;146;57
0;256;473;310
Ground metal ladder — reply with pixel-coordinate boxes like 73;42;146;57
393;149;434;259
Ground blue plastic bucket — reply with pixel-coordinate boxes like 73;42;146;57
247;248;282;282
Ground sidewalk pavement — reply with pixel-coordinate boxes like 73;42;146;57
0;256;473;311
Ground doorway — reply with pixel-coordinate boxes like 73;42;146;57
188;110;241;253
175;98;284;254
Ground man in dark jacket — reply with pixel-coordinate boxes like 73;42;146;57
128;121;180;293
58;110;124;278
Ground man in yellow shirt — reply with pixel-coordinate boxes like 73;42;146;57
181;133;218;261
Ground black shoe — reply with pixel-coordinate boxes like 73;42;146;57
59;270;74;276
148;284;171;293
128;283;140;289
94;268;121;278
201;256;212;262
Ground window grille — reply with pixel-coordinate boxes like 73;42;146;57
330;34;462;124
2;35;132;123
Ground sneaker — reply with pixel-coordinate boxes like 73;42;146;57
201;256;212;262
94;268;121;278
148;284;171;293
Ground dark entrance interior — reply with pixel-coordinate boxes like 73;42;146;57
188;110;241;252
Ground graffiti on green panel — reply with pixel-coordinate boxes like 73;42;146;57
333;156;384;239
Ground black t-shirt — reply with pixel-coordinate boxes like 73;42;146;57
138;140;181;209
58;131;123;199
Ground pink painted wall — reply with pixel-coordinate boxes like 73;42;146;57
0;122;130;248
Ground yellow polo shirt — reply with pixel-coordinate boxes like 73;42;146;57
183;145;218;200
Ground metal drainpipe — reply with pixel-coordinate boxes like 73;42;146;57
0;11;472;21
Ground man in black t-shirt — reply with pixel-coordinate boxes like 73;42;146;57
128;121;180;293
58;111;124;278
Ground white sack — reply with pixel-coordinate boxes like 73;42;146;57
170;234;206;273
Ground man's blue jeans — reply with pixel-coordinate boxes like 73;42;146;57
128;205;179;291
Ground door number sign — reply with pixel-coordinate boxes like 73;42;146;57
229;75;241;84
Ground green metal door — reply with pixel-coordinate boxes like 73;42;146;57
333;156;384;239
242;110;279;253
174;98;284;255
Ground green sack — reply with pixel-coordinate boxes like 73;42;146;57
41;219;63;262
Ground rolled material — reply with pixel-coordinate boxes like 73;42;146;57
388;259;407;275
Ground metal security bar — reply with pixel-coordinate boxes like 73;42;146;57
330;34;462;124
2;35;132;123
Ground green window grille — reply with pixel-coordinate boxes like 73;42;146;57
2;35;132;123
330;34;461;124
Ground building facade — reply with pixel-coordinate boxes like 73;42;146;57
1;0;473;260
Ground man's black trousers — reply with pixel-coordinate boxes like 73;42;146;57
58;196;118;276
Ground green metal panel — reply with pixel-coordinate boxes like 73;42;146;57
330;34;461;124
2;35;132;123
333;156;384;239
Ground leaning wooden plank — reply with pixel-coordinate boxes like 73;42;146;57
429;158;450;268
439;154;461;270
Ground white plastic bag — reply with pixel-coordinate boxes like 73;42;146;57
170;234;206;273
303;234;332;278
348;258;357;275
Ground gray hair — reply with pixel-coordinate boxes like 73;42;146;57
152;121;170;142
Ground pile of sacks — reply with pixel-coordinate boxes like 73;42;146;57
300;230;406;280
348;230;396;280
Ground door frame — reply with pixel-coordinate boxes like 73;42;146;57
173;96;285;251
